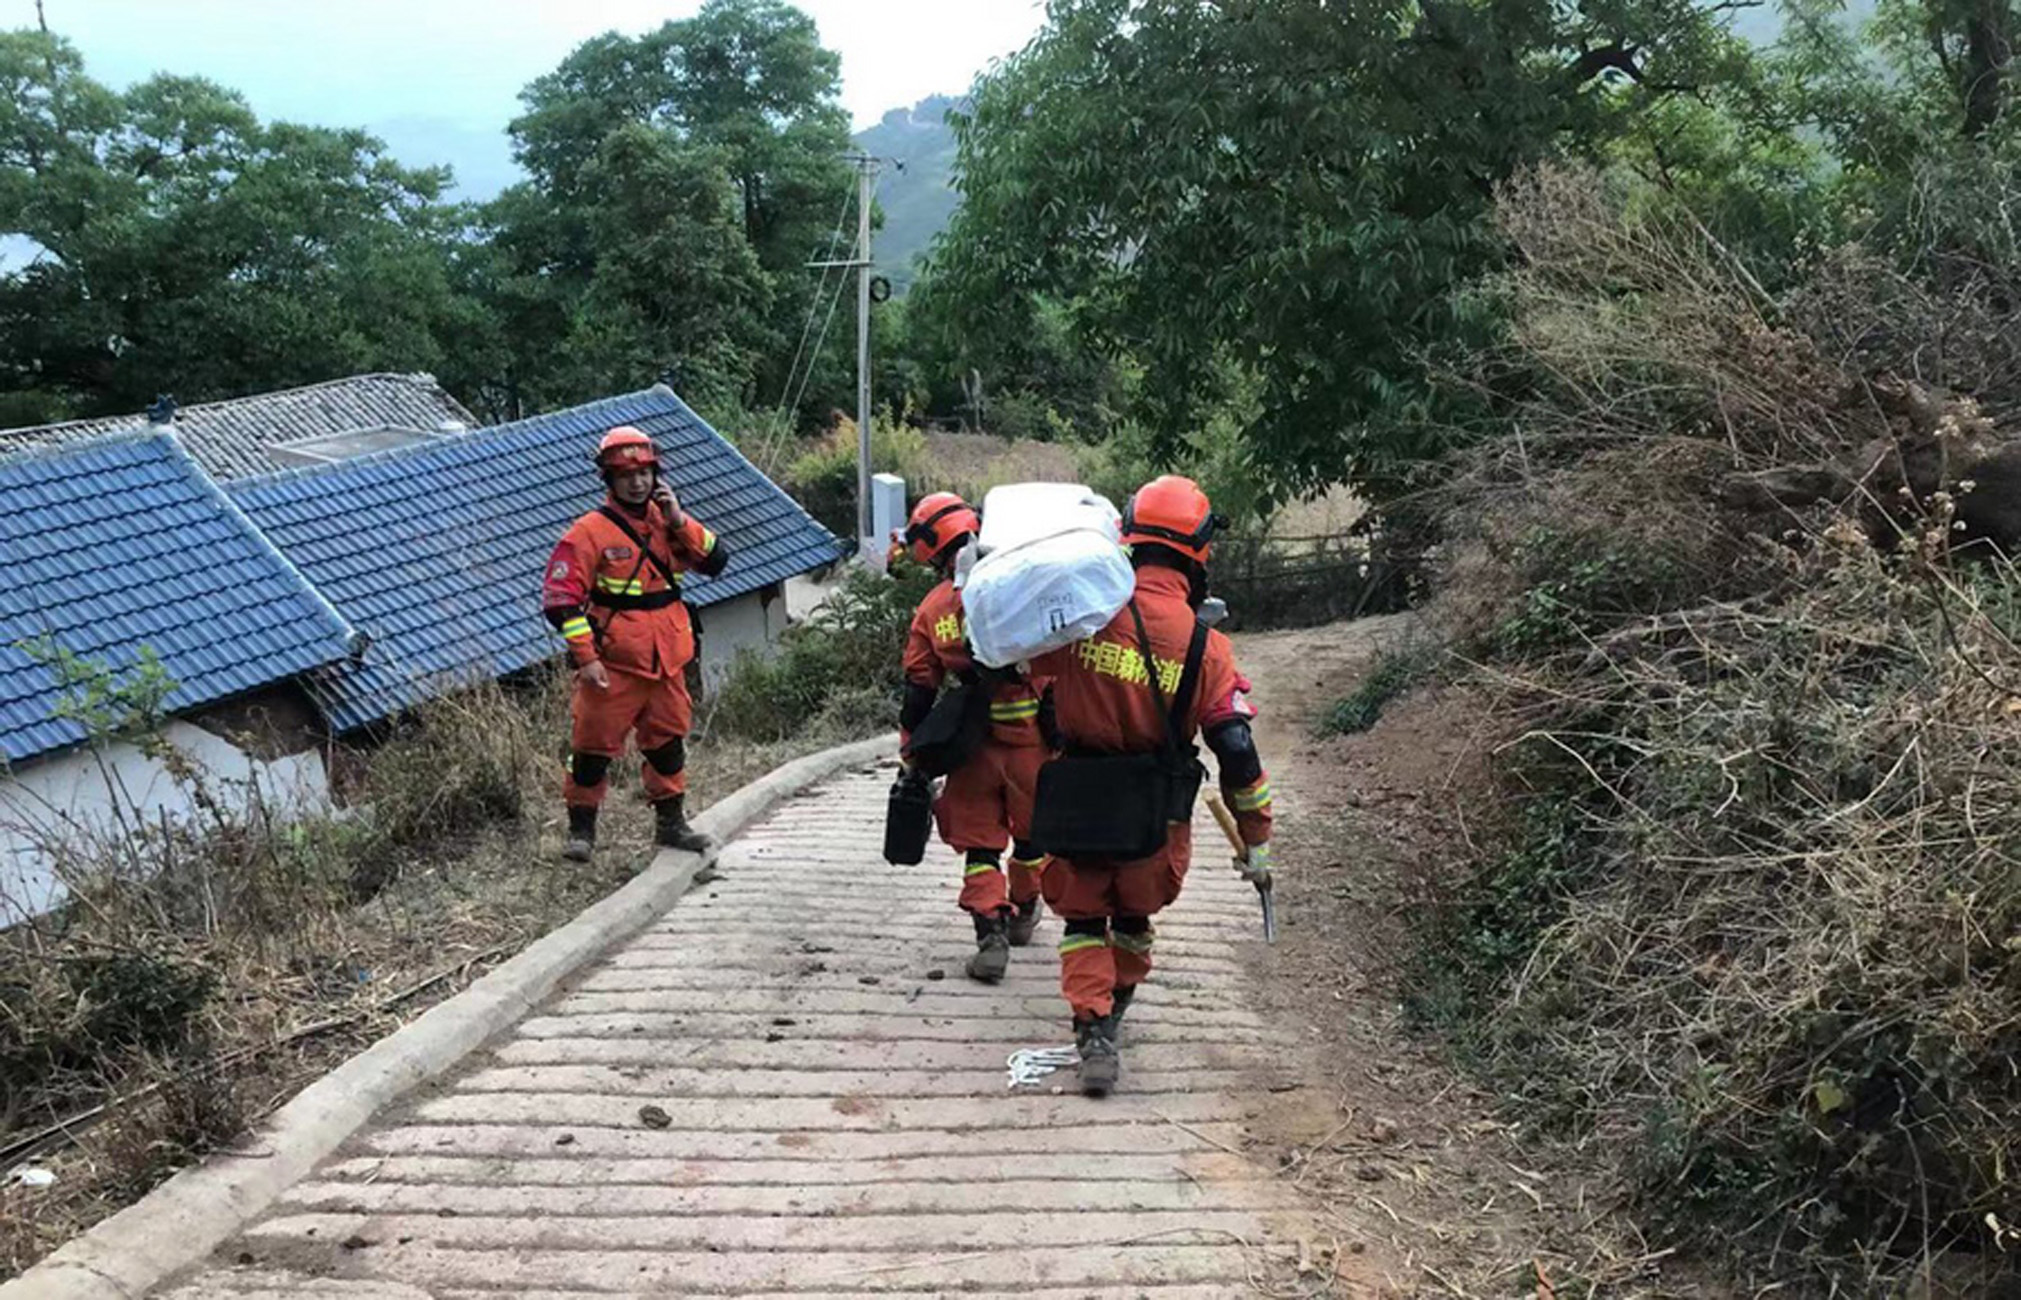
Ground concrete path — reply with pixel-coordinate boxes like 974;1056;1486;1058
163;759;1323;1297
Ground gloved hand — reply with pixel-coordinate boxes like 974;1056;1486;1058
1236;840;1274;887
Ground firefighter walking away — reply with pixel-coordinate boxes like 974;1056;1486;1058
542;426;730;861
1029;476;1275;1096
897;493;1051;983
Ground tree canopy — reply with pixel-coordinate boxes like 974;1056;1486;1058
487;0;855;419
0;30;481;426
0;1;864;431
919;0;1767;499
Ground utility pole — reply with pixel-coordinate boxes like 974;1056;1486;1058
805;153;882;556
850;153;879;551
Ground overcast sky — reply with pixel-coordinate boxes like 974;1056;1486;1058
15;0;1047;196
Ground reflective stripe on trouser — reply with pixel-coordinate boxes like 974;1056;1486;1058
563;665;694;807
1040;831;1192;1021
958;853;1008;917
1058;928;1115;1020
1112;923;1155;986
1007;851;1047;906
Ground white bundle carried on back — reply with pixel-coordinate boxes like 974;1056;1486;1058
961;483;1134;668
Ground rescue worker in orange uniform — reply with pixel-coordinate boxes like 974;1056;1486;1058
1031;476;1275;1095
898;493;1051;983
542;426;729;861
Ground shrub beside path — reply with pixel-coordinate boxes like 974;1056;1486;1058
159;758;1354;1296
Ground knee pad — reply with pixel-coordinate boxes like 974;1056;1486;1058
570;751;612;788
1063;916;1109;941
642;736;687;777
1010;839;1042;864
1112;914;1152;936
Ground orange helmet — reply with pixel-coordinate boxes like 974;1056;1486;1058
903;492;980;566
1122;475;1222;564
595;426;659;472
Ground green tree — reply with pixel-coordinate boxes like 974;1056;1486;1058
926;0;1762;501
488;0;854;417
0;30;479;423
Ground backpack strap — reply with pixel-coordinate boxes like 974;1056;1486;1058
1124;603;1212;761
1170;616;1210;738
597;504;682;590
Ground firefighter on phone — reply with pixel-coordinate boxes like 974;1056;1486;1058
898;493;1051;982
1030;476;1275;1096
542;426;729;861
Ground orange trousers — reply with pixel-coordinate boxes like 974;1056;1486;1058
1041;823;1192;1019
563;666;693;807
936;739;1047;916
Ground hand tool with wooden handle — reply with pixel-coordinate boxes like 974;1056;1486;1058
1204;790;1276;943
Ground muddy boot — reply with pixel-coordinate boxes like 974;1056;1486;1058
1007;896;1042;947
562;806;597;862
653;794;711;853
1110;984;1138;1037
1075;1013;1121;1097
966;913;1011;983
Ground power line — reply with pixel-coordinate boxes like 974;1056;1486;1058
751;177;858;475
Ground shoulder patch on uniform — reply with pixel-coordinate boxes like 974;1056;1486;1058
548;561;570;579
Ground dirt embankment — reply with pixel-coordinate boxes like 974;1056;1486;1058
1230;618;1727;1299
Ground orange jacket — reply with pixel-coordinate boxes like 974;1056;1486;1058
542;498;727;677
1032;565;1273;845
903;579;1043;747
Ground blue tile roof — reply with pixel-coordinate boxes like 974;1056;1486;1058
226;386;844;734
0;433;361;765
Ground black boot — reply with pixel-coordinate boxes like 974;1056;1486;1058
1110;984;1138;1035
966;912;1010;983
654;794;711;853
1075;1013;1120;1097
562;805;597;862
1007;896;1042;947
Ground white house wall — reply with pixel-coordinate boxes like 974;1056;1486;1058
695;587;789;689
0;720;332;924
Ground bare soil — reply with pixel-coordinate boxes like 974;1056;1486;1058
1230;619;1729;1298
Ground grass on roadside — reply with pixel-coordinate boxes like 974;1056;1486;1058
0;571;910;1278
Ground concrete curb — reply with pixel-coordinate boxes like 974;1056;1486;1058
2;734;895;1300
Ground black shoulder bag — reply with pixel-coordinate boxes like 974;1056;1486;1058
902;667;994;778
1029;606;1209;861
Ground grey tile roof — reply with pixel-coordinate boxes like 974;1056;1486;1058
0;433;360;765
0;373;479;483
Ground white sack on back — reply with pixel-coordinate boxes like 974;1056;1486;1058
976;482;1121;556
963;483;1133;668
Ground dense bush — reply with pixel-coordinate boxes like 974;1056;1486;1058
707;564;936;743
1388;165;2021;1293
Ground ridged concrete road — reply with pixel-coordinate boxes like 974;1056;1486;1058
164;759;1325;1297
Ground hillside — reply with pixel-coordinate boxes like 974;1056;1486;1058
854;94;961;291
